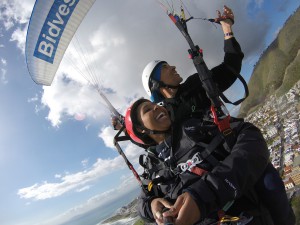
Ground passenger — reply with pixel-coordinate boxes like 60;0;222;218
124;98;295;225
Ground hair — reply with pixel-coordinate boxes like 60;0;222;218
130;99;156;146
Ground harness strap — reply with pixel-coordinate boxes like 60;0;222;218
163;99;177;122
221;119;243;151
140;152;170;175
219;65;249;106
173;124;235;174
197;134;224;167
190;166;208;176
177;152;210;176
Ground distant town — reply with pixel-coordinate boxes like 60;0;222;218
245;80;300;196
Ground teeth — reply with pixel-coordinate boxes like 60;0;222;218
156;112;165;120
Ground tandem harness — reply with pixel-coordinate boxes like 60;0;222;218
140;118;243;188
139;119;254;225
171;118;243;175
140;119;253;224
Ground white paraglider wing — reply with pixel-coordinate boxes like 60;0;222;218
26;0;96;86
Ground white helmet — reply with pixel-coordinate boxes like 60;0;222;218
142;60;165;96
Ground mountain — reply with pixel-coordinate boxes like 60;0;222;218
239;6;300;117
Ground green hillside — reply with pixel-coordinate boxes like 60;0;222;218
239;6;300;117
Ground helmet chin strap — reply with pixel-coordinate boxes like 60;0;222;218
158;80;180;90
150;79;180;93
138;125;169;136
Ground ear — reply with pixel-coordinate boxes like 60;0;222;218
151;80;160;92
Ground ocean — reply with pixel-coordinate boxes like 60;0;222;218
98;217;138;225
60;188;139;225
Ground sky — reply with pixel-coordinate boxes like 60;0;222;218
0;0;299;225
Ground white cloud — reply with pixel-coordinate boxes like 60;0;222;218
85;123;91;131
90;22;126;50
0;0;33;30
10;26;27;53
76;185;91;193
17;157;122;200
37;37;131;126
54;174;62;179
1;68;7;84
0;27;3;37
27;94;38;103
0;0;34;55
41;77;108;127
34;104;44;114
17;142;143;201
0;57;7;84
34;176;139;225
81;159;89;167
98;126;118;149
1;58;7;65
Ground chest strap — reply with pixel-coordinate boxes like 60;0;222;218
177;152;208;176
171;131;225;172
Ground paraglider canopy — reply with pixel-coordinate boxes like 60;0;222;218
26;0;96;86
26;0;124;120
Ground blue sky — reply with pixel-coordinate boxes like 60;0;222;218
0;1;299;225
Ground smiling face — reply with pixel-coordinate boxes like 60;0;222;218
160;63;183;86
137;101;171;132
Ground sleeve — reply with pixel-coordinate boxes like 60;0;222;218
183;123;270;220
211;37;244;92
137;190;157;222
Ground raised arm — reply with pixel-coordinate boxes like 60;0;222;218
211;6;245;92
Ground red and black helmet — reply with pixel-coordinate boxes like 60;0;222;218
125;98;170;146
124;98;155;146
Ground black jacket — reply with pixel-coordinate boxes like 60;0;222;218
138;119;274;225
164;37;244;123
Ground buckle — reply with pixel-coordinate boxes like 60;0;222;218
177;152;203;173
222;128;232;136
